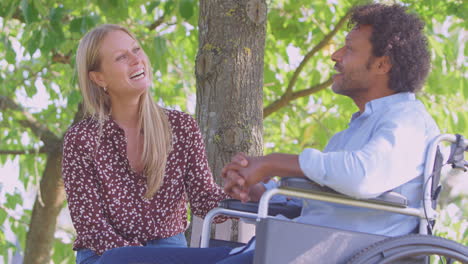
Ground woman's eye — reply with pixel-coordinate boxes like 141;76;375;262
133;47;141;53
116;54;126;61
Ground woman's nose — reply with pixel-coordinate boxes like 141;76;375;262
129;52;140;65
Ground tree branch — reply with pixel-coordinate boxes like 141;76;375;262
147;15;165;31
283;11;350;96
69;102;85;128
0;148;47;155
263;78;333;118
0;204;29;226
52;52;72;64
0;96;61;152
262;11;350;119
50;15;165;64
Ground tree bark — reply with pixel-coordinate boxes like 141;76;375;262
23;150;65;264
196;0;266;179
23;105;83;263
195;0;267;242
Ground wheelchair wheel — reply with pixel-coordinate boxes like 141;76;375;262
347;234;468;264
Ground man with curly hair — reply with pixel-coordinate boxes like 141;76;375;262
218;2;440;263
96;3;440;264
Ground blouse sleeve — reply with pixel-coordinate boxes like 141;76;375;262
181;114;230;219
61;128;141;255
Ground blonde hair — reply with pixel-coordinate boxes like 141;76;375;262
76;24;172;198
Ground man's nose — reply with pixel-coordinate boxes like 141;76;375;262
331;47;343;62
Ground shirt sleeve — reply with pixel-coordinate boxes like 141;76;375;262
298;112;428;199
181;114;230;219
62;129;141;255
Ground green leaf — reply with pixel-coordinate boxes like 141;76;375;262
5;39;16;64
146;1;161;14
463;78;468;99
153;36;168;74
20;0;39;24
33;0;49;17
457;112;466;132
25;29;42;55
0;208;7;226
70;16;99;34
24;82;38;97
40;28;57;55
5;193;22;210
0;0;19;20
164;0;175;14
52;239;75;263
49;7;66;34
179;0;194;20
67;89;82;107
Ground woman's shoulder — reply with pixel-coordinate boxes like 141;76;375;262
165;108;194;121
64;117;100;144
164;108;197;128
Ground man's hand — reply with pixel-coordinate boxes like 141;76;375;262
222;153;271;202
222;153;250;202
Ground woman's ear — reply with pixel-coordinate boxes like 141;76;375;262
89;71;107;88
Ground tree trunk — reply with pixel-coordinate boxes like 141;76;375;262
23;150;66;264
194;0;267;243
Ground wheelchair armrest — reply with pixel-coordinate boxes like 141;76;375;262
219;199;302;219
279;178;408;208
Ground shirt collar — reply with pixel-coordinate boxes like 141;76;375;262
101;115;125;138
350;92;416;122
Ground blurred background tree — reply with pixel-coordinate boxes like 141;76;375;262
0;0;466;263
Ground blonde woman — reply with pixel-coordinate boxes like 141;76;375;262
62;24;229;263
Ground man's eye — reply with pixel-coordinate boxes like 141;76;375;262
133;47;141;53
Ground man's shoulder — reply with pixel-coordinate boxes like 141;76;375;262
381;99;430;121
378;100;439;133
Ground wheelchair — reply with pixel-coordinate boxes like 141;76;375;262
200;134;468;263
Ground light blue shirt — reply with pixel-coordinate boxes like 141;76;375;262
295;92;440;236
230;92;440;255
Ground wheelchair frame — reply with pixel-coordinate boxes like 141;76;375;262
200;134;468;263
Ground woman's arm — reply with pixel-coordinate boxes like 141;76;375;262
62;127;141;255
179;113;230;218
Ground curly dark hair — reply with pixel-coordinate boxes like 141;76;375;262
350;3;430;93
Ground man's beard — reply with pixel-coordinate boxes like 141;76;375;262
332;70;369;97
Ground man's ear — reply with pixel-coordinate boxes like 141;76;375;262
375;56;392;74
89;71;107;88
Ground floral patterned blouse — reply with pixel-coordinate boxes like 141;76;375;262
62;109;228;255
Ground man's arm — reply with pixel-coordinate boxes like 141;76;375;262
222;153;306;202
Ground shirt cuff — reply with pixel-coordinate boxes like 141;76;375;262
262;179;289;203
262;179;279;190
298;148;326;185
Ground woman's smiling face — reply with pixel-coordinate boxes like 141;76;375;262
90;29;151;99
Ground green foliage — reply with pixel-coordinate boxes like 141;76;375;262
435;196;468;247
1;0;199;262
0;0;466;263
51;239;75;264
0;226;16;264
263;0;467;250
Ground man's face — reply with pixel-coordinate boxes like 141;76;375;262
331;25;375;97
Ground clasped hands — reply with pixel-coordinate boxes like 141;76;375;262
221;153;271;203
